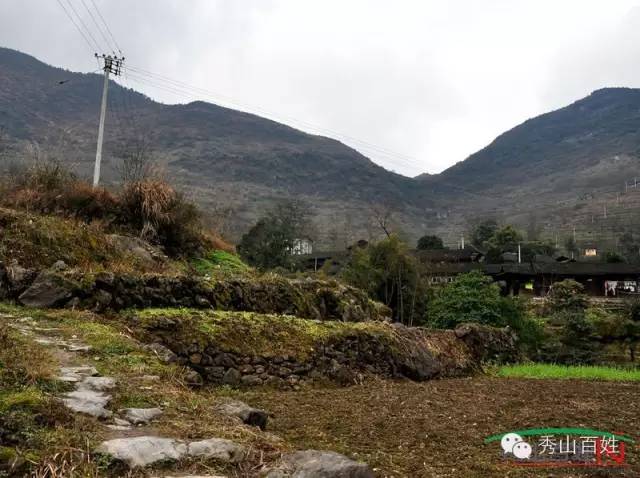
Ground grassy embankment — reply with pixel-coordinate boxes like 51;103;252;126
496;363;640;381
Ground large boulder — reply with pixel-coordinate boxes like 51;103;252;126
106;234;164;266
3;261;38;297
18;270;76;308
267;450;374;478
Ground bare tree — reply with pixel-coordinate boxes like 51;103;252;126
116;136;155;183
370;203;394;238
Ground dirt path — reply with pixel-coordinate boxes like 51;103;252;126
241;377;640;477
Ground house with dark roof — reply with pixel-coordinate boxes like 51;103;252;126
419;250;640;297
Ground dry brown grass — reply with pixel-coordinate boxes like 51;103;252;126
120;179;175;235
0;323;54;385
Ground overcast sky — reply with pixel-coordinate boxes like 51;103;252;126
3;1;640;176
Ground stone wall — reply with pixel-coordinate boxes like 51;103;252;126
131;310;519;387
0;262;390;322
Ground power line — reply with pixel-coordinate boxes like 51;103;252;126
124;65;424;170
79;0;116;53
89;0;123;54
54;0;97;54
62;0;103;52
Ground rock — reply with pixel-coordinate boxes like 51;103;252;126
96;436;187;467
106;424;132;431
241;374;263;386
121;407;163;425
107;234;159;265
94;289;113;310
187;438;246;463
62;390;112;418
65;342;92;352
18;271;76;308
51;260;68;272
160;476;227;478
183;369;203;387
58;366;99;382
77;376;116;391
217;400;269;430
5;262;36;292
65;297;81;309
222;368;241;386
145;342;178;363
107;415;133;430
95;271;115;287
268;450;374;478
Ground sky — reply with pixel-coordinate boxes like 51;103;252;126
3;0;640;177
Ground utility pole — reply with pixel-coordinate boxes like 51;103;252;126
518;243;521;264
93;54;124;187
461;234;465;250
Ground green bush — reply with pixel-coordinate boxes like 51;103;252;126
426;271;542;352
538;280;601;364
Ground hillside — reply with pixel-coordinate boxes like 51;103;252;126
436;88;640;198
4;47;640;250
0;47;433;246
421;88;640;248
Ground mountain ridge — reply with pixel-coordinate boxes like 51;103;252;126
3;46;640;249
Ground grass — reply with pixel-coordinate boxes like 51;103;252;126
495;363;640;381
191;250;249;276
133;308;395;361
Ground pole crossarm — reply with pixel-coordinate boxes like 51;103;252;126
95;53;125;76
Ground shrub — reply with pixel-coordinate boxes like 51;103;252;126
341;235;429;325
548;279;588;312
425;270;542;352
417;235;445;250
118;179;204;256
539;279;600;364
427;271;512;328
589;302;640;362
55;182;119;222
238;200;312;270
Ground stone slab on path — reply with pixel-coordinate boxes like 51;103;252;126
121;407;163;425
96;436;187;467
187;438;246;463
266;450;375;478
96;436;247;468
63;389;112;418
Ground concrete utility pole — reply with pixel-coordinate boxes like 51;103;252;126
93;54;124;187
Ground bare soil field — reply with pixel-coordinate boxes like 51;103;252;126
241;377;640;478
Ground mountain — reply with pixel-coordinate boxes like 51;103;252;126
3;47;640;250
0;47;434;245
428;87;640;249
434;88;640;202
